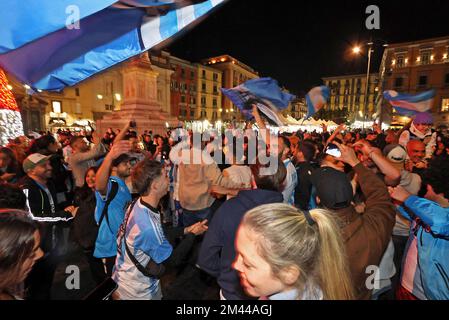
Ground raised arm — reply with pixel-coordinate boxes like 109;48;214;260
95;140;131;195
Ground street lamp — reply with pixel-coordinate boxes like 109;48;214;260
352;41;388;130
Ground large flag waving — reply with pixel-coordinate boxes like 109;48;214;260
383;89;435;116
305;85;330;119
221;77;296;127
0;0;226;91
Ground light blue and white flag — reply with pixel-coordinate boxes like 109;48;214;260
383;89;435;116
0;0;226;91
221;77;295;126
305;85;330;119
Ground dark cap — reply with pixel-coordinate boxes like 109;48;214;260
112;153;136;167
311;167;353;209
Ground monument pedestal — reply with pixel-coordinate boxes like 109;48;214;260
96;53;177;135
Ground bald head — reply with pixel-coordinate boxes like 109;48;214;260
407;140;426;163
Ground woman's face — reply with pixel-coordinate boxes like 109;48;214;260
233;225;287;298
19;231;44;282
0;152;11;169
86;170;96;189
48;141;61;153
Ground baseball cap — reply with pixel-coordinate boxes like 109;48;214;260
23;153;52;173
383;144;407;163
112;153;136;167
311;167;353;209
413;112;433;125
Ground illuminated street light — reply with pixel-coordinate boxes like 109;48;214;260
352;46;361;54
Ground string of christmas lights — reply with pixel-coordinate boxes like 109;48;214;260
0;68;24;146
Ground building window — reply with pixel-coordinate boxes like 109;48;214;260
213;85;218;94
202;83;206;92
202;70;206;79
213;98;217;107
213;73;218;81
442;98;449;112
181;95;186;103
181;68;185;78
396;55;405;68
394;77;404;88
190;109;195;117
201;96;206;106
421;50;432;65
75;88;80;96
52;101;62;113
418;75;428;87
445;73;449;86
190;70;195;79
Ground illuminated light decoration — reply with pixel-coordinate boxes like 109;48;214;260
431;55;434;61
391;59;396;66
220;58;226;62
97;94;103;100
7;84;12;90
0;68;24;146
405;58;409;64
211;59;216;64
417;56;421;62
114;93;121;101
23;84;31;89
444;53;448;59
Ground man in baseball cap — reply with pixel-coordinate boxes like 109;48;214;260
23;153;52;176
311;142;396;300
311;167;353;209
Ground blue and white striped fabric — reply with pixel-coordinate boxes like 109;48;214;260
113;198;172;300
383;90;435;116
0;0;226;91
305;85;330;119
221;77;295;126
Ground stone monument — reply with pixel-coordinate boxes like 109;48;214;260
96;52;177;135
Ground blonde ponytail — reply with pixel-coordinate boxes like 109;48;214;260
242;204;353;300
310;209;354;300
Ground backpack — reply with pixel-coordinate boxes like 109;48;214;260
73;181;119;250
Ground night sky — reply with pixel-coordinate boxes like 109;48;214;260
164;0;449;96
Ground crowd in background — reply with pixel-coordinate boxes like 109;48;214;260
1;107;449;300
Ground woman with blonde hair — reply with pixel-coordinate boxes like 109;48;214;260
233;203;354;300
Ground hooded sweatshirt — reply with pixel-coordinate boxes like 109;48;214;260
197;189;284;300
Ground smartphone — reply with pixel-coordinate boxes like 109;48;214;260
325;143;341;158
129;120;137;128
84;277;118;300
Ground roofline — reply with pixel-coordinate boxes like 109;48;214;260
386;35;449;48
322;73;379;80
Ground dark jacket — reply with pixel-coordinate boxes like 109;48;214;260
19;175;74;253
72;187;97;250
335;163;396;300
294;161;315;210
197;189;284;300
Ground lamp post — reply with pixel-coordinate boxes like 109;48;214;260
352;41;388;130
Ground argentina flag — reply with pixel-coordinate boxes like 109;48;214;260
383;89;435;116
0;0;227;91
221;77;296;127
305;85;330;119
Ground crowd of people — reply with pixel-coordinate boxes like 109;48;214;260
0;107;448;300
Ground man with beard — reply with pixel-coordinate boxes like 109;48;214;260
19;153;77;299
94;140;133;275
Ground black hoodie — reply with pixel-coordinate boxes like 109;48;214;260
197;189;283;300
